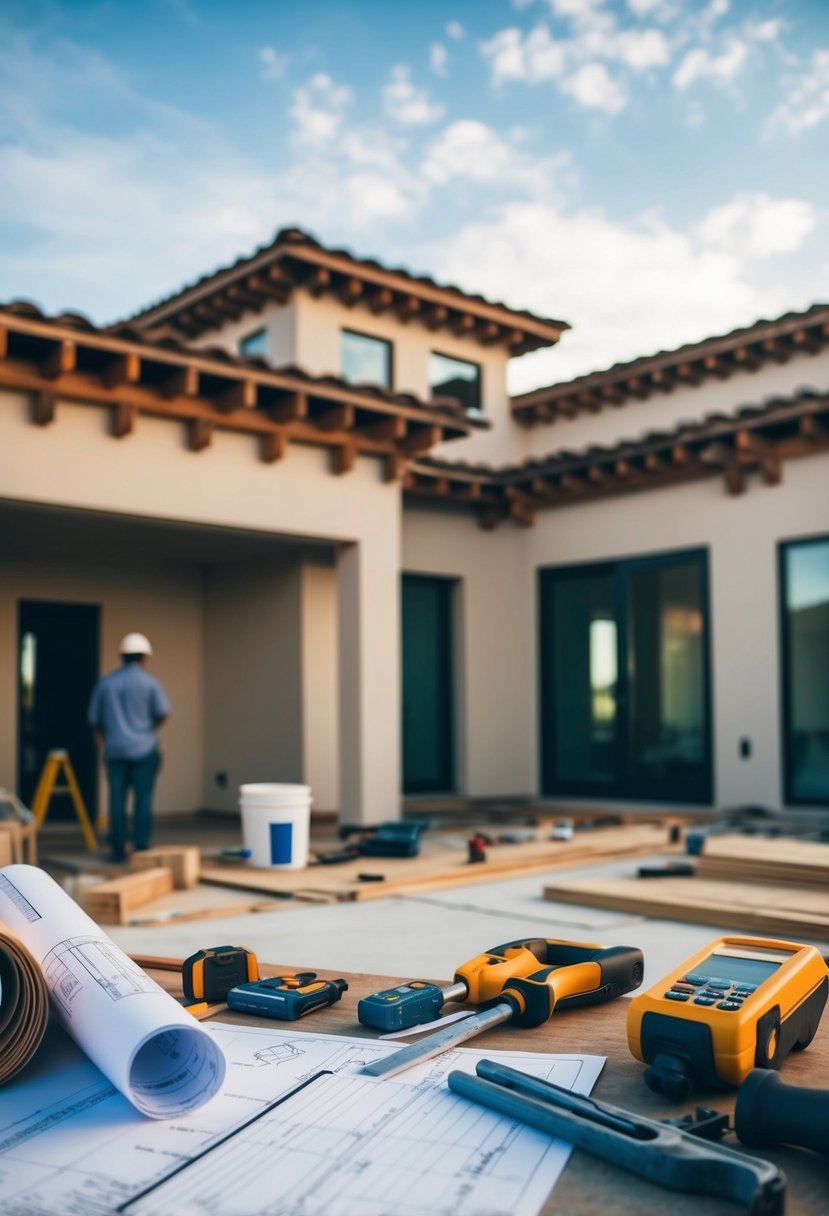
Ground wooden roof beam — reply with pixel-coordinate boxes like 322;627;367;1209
260;428;287;463
735;429;771;458
676;362;703;386
600;384;624;405
270;391;307;423
453;313;475;338
425;305;448;331
800;414;829;443
397;295;421;325
0;326;7;360
508;494;536;528
384;453;408;483
648;367;675;394
358;414;407;442
306;267;331;297
41;338;76;379
212;379;257;412
368;287;394;315
331;441;356;475
100;352;141;388
760;454;782;486
578;390;602;414
340;277;363;308
703;353;732;379
561;473;587;494
792;327;822;355
31;389;56;426
761;336;791;364
733;345;761;371
161;365;199;399
643;451;666;473
398;424;442;453
587;464;611;484
478;321;501;346
111;402;136;439
188;417;213;452
625;376;651;400
724;461;745;495
315;402;355;432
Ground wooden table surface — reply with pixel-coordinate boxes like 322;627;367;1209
140;956;828;1216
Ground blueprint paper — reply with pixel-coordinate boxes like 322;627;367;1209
0;1016;603;1216
0;865;225;1118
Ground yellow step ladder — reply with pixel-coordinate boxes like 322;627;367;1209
30;750;98;851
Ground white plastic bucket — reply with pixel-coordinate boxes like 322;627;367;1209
239;783;312;869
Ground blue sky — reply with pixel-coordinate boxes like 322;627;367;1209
0;0;827;390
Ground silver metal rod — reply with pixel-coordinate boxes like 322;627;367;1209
361;1003;512;1078
440;981;469;1004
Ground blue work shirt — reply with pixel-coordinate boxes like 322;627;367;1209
88;664;171;761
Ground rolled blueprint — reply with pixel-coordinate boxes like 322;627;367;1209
0;921;49;1083
0;864;226;1118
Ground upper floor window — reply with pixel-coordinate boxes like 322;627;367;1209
429;352;481;414
341;329;392;388
239;328;267;357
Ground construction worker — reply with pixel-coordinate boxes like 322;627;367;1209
88;633;171;863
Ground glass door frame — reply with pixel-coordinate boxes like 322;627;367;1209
538;547;713;804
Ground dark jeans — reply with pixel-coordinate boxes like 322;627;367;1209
106;751;161;861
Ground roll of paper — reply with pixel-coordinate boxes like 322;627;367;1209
0;865;226;1118
0;920;49;1083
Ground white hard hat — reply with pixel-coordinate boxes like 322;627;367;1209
119;632;153;656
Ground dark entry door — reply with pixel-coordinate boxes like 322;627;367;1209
18;600;100;820
402;575;455;794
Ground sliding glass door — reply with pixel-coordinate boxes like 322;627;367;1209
540;549;712;803
780;536;829;804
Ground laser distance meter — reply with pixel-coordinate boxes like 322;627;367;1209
627;935;829;1099
227;973;348;1020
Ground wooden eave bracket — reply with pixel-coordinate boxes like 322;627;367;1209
31;389;56;426
188;417;213;452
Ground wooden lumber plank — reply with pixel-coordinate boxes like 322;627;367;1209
200;824;677;903
83;866;175;925
543;875;829;940
696;834;829;886
129;845;201;889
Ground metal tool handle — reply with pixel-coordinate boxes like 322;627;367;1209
449;1063;785;1216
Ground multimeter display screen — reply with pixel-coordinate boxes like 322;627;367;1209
697;953;781;985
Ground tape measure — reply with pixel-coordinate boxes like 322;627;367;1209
182;945;259;1003
627;934;829;1098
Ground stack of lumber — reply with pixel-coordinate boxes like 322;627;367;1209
544;833;829;940
696;834;829;886
129;845;201;889
200;822;678;904
84;868;174;925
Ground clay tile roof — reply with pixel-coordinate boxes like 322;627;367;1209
512;302;829;423
119;226;568;354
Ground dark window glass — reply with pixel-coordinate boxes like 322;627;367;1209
781;537;829;803
239;329;267;357
341;330;392;388
540;550;712;803
429;352;481;414
402;575;455;794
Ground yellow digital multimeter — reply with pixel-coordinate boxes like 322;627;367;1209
627;935;829;1099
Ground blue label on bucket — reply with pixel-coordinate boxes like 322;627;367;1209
269;822;293;865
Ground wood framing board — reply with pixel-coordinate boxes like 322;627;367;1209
129;845;201;889
543;875;829;940
696;834;829;886
200;823;678;902
83;867;175;925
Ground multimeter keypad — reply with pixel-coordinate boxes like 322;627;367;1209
666;978;759;1007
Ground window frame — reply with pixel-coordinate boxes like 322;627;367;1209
428;350;482;415
340;328;394;390
778;533;829;806
238;328;268;358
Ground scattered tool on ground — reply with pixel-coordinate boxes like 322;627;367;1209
182;944;259;1004
636;862;696;878
467;831;491;863
448;1060;785;1216
338;820;428;858
227;973;348;1020
627;934;829;1098
361;939;644;1077
734;1068;829;1158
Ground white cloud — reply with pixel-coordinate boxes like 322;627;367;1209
446;20;465;40
766;49;829;136
626;0;677;17
430;43;448;76
258;46;289;80
427;202;801;389
673;40;747;90
481;25;567;86
547;0;605;17
562;63;627;112
383;64;444;125
750;19;783;42
290;74;352;145
696;193;817;259
614;28;671;70
421;120;571;198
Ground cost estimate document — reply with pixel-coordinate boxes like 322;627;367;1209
0;1020;603;1216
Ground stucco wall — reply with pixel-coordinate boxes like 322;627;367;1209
402;502;534;798
190;301;296;366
